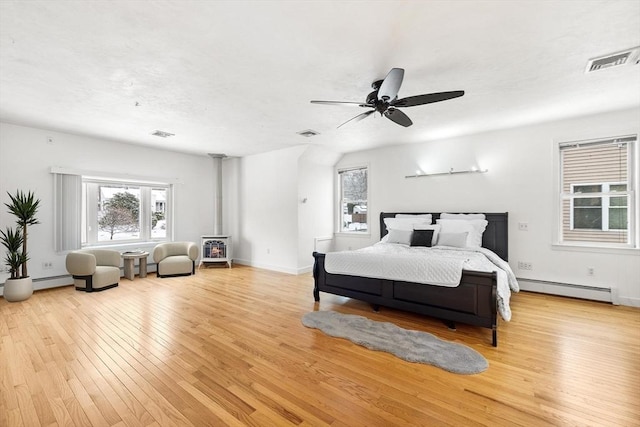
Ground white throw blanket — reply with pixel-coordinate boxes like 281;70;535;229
325;243;519;321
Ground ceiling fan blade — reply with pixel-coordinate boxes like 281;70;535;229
311;100;373;107
384;108;412;127
337;110;375;128
377;68;404;102
392;90;465;108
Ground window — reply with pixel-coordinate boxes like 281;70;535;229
338;166;368;233
559;136;636;247
82;178;171;245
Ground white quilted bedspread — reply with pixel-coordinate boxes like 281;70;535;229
324;243;519;321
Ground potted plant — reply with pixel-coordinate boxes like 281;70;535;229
1;190;40;302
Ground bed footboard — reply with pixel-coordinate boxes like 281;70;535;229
312;251;499;346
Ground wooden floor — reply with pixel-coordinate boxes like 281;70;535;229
1;265;639;426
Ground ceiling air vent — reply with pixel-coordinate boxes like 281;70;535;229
297;129;320;137
151;130;175;138
586;47;640;72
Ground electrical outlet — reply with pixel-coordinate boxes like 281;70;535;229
518;261;533;270
518;222;529;231
588;267;595;276
42;261;53;270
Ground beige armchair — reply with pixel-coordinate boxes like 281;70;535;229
153;242;198;278
66;249;121;292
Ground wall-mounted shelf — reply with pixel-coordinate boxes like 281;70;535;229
405;168;488;179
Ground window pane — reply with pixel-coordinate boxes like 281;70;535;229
342;169;367;201
610;195;627;207
98;186;141;241
573;207;602;229
561;138;633;245
151;188;167;238
81;183;87;244
349;202;367;231
573;185;602;193
340;168;368;232
609;208;627;230
574;197;601;207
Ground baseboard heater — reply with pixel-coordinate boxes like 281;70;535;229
33;274;73;283
0;264;161;297
314;236;334;253
516;277;618;305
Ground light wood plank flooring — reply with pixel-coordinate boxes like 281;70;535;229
1;265;639;426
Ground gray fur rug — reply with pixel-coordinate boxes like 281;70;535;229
302;311;488;374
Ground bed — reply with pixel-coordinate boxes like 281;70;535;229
312;212;513;346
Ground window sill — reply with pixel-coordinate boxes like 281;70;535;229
552;243;640;256
335;232;372;238
82;241;164;251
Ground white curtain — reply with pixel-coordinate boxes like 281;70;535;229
53;173;82;252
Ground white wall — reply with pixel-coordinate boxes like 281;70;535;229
232;146;303;273
0;122;214;290
334;108;640;306
298;146;339;268
227;144;338;274
5;108;637;305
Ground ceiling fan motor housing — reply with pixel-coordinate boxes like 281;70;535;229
366;90;378;105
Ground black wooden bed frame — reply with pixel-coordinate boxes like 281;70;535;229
312;212;508;346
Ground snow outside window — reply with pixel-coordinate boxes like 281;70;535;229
82;179;171;245
338;167;368;233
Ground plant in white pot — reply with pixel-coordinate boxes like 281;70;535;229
1;190;40;302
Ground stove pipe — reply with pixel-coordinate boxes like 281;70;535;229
208;153;226;235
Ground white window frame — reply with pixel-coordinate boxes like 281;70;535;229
82;177;173;247
569;182;627;231
336;165;370;235
555;135;638;250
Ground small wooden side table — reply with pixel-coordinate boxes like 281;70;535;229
122;251;149;280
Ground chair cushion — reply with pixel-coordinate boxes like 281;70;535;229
74;266;120;290
158;255;193;276
153;242;198;263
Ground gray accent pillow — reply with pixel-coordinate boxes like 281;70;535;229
436;232;469;248
387;229;413;245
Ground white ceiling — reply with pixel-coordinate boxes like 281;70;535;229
1;1;639;157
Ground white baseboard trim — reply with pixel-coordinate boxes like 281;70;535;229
233;259;312;275
617;296;640;307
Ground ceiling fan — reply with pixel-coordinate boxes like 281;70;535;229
311;68;464;128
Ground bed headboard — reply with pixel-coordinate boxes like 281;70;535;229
379;212;509;261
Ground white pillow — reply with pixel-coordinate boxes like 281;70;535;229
386;229;413;245
440;213;486;220
437;218;488;248
395;213;433;223
412;224;440;246
436;232;469;248
384;217;432;231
